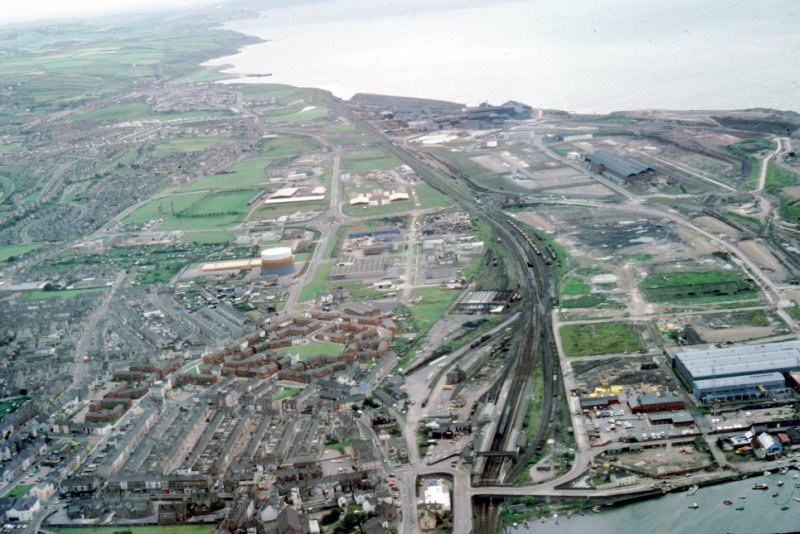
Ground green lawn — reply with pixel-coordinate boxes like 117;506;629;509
560;276;590;297
179;231;237;244
275;387;302;401
261;105;330;123
51;526;216;534
123;191;249;231
71;101;231;122
175;157;272;192
20;286;110;300
410;287;461;333
182;190;255;216
764;160;798;195
560;322;643;356
415;182;454;208
276;341;344;359
153;136;234;158
341;147;402;172
260;135;320;158
641;270;757;303
0;243;46;263
4;484;29;498
298;262;333;302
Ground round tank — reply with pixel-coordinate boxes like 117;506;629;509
261;246;295;276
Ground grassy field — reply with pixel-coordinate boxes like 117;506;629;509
299;262;334;302
178;231;236;244
176;157;272;192
153;136;235;158
560;276;590;297
728;137;774;189
260;135;320;158
341;147;402;172
4;484;29;498
262;105;330;123
0;243;46;263
275;387;302;401
410;287;461;333
71;101;231;122
560;322;643;356
641;270;756;303
20;286;110;300
123;191;248;231
415;182;454;208
51;526;216;534
764;160;798;195
0;398;27;418
276;341;344;359
780;195;800;224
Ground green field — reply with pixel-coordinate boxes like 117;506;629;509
123;191;249;231
415;182;454;208
560;322;643;356
262;105;330;123
153;136;235;158
641;270;756;303
0;243;46;263
0;397;27;419
4;484;29;498
20;286;110;300
176;158;272;193
341;147;402;172
410;287;461;333
560;276;590;297
298;262;334;302
238;84;312;105
275;387;302;401
764;160;798;195
72;101;231;122
260;135;320;158
276;341;344;359
179;231;236;244
51;526;216;534
780;195;800;224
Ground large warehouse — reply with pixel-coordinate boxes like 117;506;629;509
671;341;800;403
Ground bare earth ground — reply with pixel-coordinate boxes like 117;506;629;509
781;185;800;199
470;154;508;173
738;239;786;274
514;211;555;233
692;215;742;239
545;183;614;196
695;325;777;343
674;226;720;255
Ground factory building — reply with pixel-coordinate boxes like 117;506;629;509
260;247;295;276
692;372;787;404
671;341;800;403
628;394;684;414
585;150;654;183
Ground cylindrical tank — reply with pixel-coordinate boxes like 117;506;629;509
260;247;294;276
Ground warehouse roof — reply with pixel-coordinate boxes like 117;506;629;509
637;394;684;406
586;150;652;177
693;372;786;390
675;340;800;380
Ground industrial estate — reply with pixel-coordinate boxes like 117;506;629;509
2;4;800;534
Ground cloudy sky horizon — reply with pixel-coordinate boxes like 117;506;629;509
0;0;225;25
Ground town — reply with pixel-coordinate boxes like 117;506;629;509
1;5;800;534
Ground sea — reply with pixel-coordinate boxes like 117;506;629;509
206;0;800;113
518;472;800;534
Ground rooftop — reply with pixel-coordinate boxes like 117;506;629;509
675;340;800;380
587;150;652;177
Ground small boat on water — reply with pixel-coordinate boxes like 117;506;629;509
753;483;769;490
780;467;789;474
794;497;800;503
689;503;699;509
540;516;546;522
512;523;518;529
687;485;699;496
592;505;601;513
736;505;745;511
778;480;784;486
793;474;799;479
738;496;747;500
523;521;530;528
772;492;780;498
577;509;585;516
723;499;733;505
781;505;790;511
764;470;772;476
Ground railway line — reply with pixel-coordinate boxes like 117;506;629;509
336;102;561;533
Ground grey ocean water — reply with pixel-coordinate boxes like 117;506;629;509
208;0;800;113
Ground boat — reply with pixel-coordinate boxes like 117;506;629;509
793;474;799;479
687;485;699;496
753;483;769;490
689;503;699;509
778;480;785;486
540;516;546;522
781;505;790;511
738;496;747;500
513;523;518;529
523;521;530;528
723;499;733;505
793;497;800;503
764;470;772;476
780;467;789;474
735;505;745;511
772;493;780;498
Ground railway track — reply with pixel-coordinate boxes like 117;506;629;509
338;103;559;533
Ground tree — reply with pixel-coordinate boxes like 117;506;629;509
321;508;341;525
